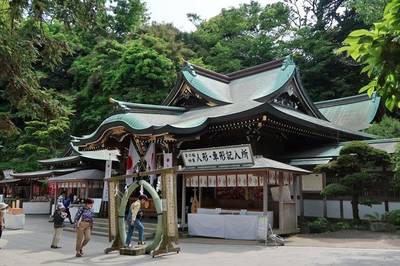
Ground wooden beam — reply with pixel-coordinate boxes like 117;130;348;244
108;167;177;182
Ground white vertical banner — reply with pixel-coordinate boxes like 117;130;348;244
163;153;173;168
102;159;112;202
126;140;140;186
145;143;156;185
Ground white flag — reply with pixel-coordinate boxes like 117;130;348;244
145;143;156;185
102;159;112;202
163;153;173;168
126;140;140;186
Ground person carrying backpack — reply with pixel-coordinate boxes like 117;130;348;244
124;194;148;247
51;203;67;249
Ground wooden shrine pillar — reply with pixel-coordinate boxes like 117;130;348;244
278;182;284;231
181;176;186;229
199;187;202;208
293;175;299;227
299;175;304;220
85;182;89;199
263;175;269;214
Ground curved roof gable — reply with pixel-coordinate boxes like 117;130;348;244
164;57;298;107
315;94;382;131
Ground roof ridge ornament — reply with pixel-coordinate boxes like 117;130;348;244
281;55;295;71
183;61;197;77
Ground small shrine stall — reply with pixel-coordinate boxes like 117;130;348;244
48;169;105;217
10;168;80;214
179;145;309;240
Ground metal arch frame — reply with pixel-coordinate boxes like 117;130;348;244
118;180;163;254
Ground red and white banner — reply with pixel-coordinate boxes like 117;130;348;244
145;143;156;185
126;140;140;186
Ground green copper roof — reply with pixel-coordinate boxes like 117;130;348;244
110;98;186;113
315;94;381;131
180;56;296;105
282;138;400;166
73;57;377;146
182;70;232;104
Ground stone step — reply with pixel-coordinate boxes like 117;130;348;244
63;227;155;240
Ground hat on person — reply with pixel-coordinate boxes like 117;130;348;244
138;194;148;201
0;202;9;210
57;203;65;210
85;198;94;204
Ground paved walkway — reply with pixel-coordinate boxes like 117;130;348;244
1;216;400;266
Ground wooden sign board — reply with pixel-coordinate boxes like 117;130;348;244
301;173;324;192
165;173;177;237
181;144;254;168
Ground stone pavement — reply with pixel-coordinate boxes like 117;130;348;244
1;216;400;266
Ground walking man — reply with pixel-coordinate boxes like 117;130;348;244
51;203;67;249
125;194;148;247
74;198;94;257
63;193;74;224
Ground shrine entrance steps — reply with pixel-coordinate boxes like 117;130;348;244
64;218;157;240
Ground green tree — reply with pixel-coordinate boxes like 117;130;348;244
188;1;291;73
70;38;176;133
338;0;400;111
0;115;71;172
317;142;391;221
112;0;148;38
365;115;400;138
347;0;390;25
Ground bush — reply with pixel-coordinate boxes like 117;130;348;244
384;210;400;226
334;221;352;231
308;218;330;233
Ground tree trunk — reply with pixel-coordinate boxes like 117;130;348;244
351;195;360;222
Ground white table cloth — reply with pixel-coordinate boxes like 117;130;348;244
23;201;51;215
223;214;258;240
188;212;273;240
4;213;25;229
188;214;225;238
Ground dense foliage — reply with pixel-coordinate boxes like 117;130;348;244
338;0;400;111
0;0;399;172
365;115;400;138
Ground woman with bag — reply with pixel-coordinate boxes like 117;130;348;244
73;199;94;257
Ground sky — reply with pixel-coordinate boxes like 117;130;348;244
143;0;281;32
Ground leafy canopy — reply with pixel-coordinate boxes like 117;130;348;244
338;0;400;111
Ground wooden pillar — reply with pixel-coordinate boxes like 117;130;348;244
299;175;304;221
263;175;269;214
181;175;186;229
278;182;284;231
323;196;327;218
293;175;299;227
85;182;89;199
29;178;33;200
199;187;202;208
